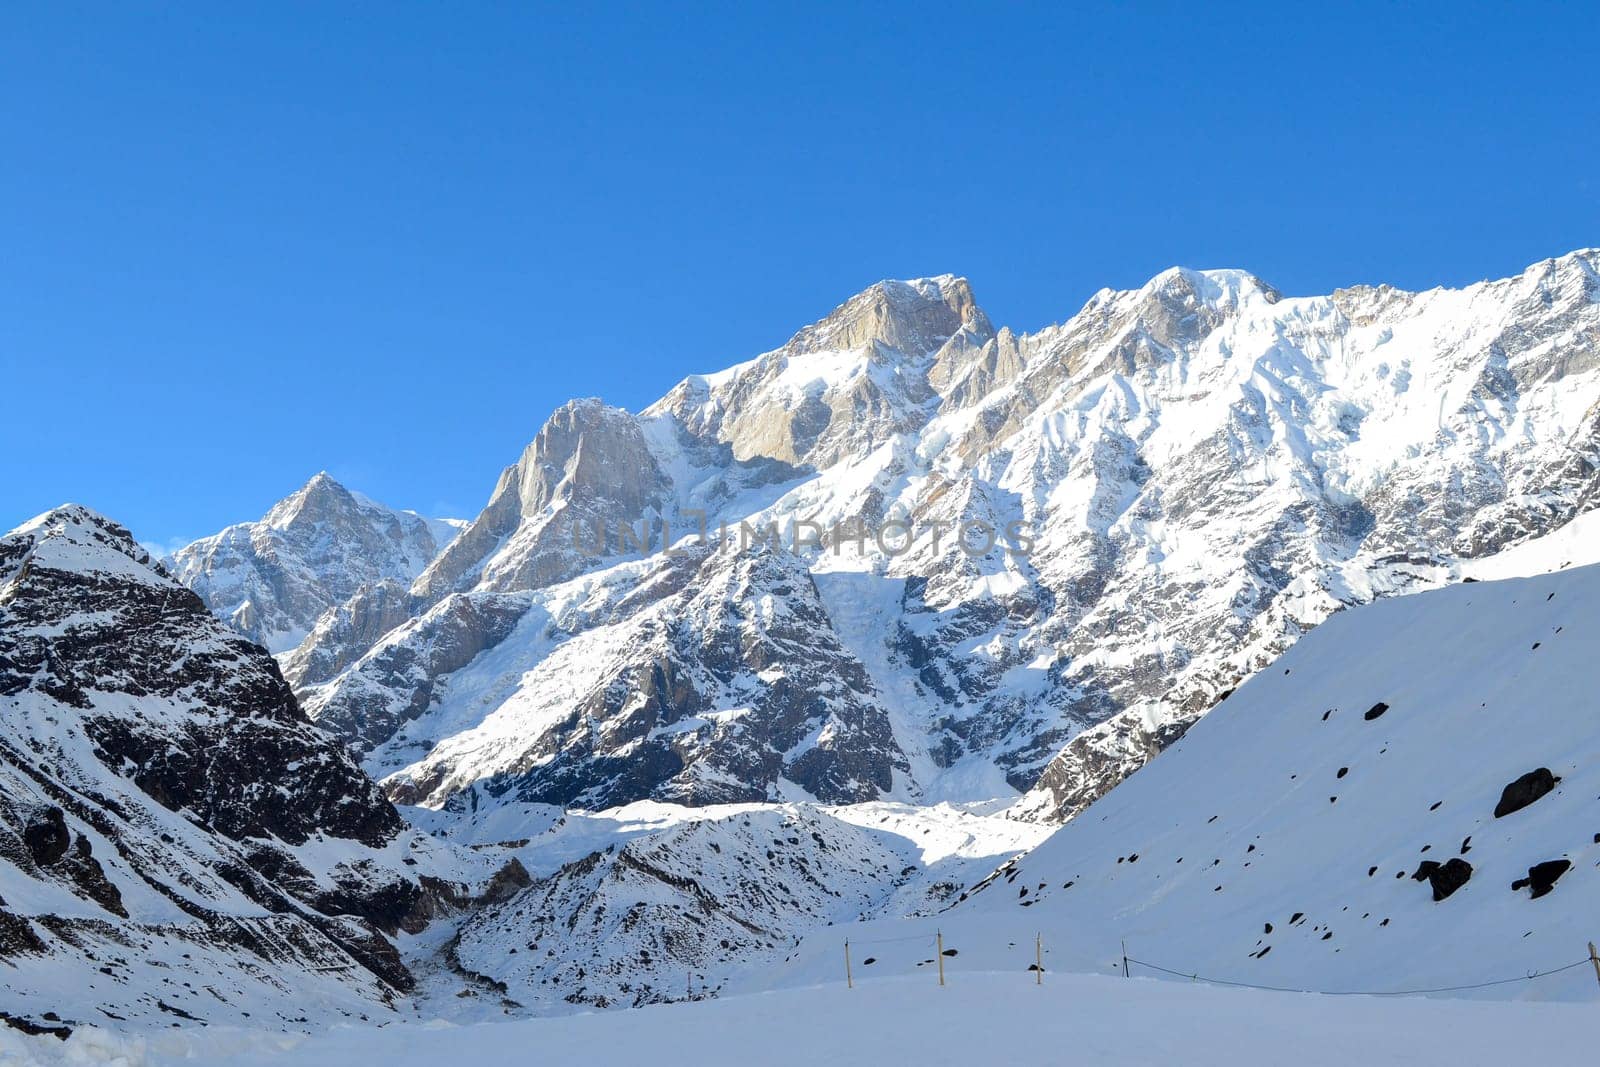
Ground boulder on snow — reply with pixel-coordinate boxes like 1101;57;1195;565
1493;769;1560;818
1511;859;1571;899
1413;858;1472;901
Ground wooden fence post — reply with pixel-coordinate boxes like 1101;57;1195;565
1036;932;1043;985
937;930;946;987
1588;941;1600;989
845;939;853;990
1121;939;1129;978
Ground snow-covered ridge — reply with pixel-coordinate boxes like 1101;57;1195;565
279;249;1600;827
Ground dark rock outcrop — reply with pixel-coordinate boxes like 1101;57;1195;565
1412;858;1473;901
20;807;69;866
1511;859;1571;899
1494;768;1560;818
0;506;444;1026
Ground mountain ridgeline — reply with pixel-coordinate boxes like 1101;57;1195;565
179;252;1600;823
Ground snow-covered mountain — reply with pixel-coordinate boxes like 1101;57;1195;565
169;473;462;653
0;506;515;1035
9;251;1600;1052
286;251;1600;823
754;559;1600;1000
431;799;1044;1013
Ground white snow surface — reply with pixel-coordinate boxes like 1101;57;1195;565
4;972;1590;1066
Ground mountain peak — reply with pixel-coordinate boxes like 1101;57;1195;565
1140;265;1280;305
305;469;342;490
171;477;461;652
4;504;155;580
264;471;368;531
783;273;993;358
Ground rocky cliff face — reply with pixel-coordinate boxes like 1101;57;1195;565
367;543;903;809
169;473;461;653
0;506;507;1032
408;399;674;606
287;252;1600;823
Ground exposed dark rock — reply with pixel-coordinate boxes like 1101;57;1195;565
1363;702;1390;721
1;1011;71;1040
1412;858;1473;901
0;909;46;957
1494;768;1560;818
21;807;70;866
1511;859;1571;899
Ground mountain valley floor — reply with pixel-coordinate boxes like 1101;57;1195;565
5;970;1592;1066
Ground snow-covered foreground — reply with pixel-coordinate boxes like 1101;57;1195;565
7;972;1593;1066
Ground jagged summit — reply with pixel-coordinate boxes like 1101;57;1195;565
406;397;668;604
170;475;461;652
196;251;1600;826
8;501;141;547
779;274;993;359
264;470;361;527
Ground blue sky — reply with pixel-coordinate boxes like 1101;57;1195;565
3;3;1597;547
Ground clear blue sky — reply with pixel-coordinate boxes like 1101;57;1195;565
3;3;1597;547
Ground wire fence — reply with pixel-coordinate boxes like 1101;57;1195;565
834;930;1600;999
1124;954;1595;996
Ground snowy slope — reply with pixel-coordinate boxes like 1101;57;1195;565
752;562;1600;1000
285;250;1600;825
169;473;462;653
